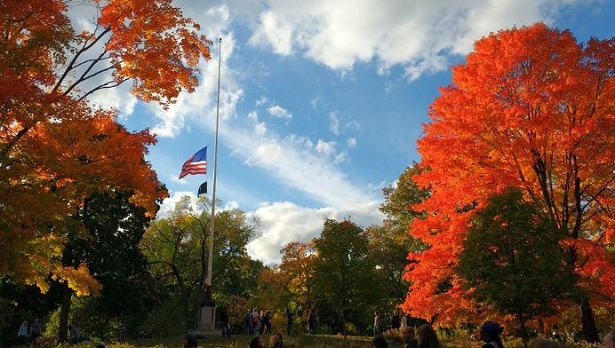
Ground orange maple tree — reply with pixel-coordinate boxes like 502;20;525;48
403;23;615;331
0;0;211;294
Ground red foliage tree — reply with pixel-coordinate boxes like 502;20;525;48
404;23;614;341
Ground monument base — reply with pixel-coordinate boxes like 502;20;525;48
191;306;218;338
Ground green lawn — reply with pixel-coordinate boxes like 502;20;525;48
29;332;600;348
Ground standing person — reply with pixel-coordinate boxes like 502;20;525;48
270;332;287;348
68;323;79;344
257;311;265;335
308;309;317;334
373;310;381;337
479;321;505;348
285;308;294;336
245;309;254;334
372;334;389;348
390;309;401;331
262;310;272;335
400;313;408;330
603;330;615;348
251;308;260;335
18;321;28;344
220;307;231;338
119;325;127;341
402;326;418;348
416;324;439;348
29;318;41;344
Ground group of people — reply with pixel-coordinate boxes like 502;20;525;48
249;332;288;348
17;318;41;344
371;320;503;348
244;308;273;335
17;318;83;345
375;308;414;336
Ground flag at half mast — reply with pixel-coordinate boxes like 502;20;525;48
179;146;207;179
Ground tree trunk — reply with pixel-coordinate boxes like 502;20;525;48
59;283;72;342
580;299;599;343
518;315;529;348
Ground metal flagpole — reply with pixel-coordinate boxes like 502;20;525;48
208;37;222;287
194;37;221;337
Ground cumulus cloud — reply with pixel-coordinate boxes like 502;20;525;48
246;200;383;265
315;139;336;156
247;0;569;78
267;105;293;120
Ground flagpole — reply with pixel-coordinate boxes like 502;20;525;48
207;37;222;288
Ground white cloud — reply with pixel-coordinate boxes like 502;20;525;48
267;105;293;120
247;0;568;78
254;122;267;136
246;200;383;264
256;96;268;106
347;137;357;148
315;139;336;156
329;112;340;135
248;10;295;55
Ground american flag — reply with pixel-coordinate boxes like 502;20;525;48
179;147;207;179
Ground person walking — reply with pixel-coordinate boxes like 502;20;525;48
373;310;381;337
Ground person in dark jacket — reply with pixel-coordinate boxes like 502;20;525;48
372;334;388;348
270;332;287;348
479;321;505;348
183;332;198;348
416;324;439;348
220;307;231;338
249;336;264;348
402;326;418;348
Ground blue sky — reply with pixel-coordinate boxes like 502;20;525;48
73;0;614;265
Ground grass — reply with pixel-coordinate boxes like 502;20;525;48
26;332;602;348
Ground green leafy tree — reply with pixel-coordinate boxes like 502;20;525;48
141;196;259;332
457;187;578;347
380;164;430;229
59;190;160;340
312;219;384;336
367;164;429;315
